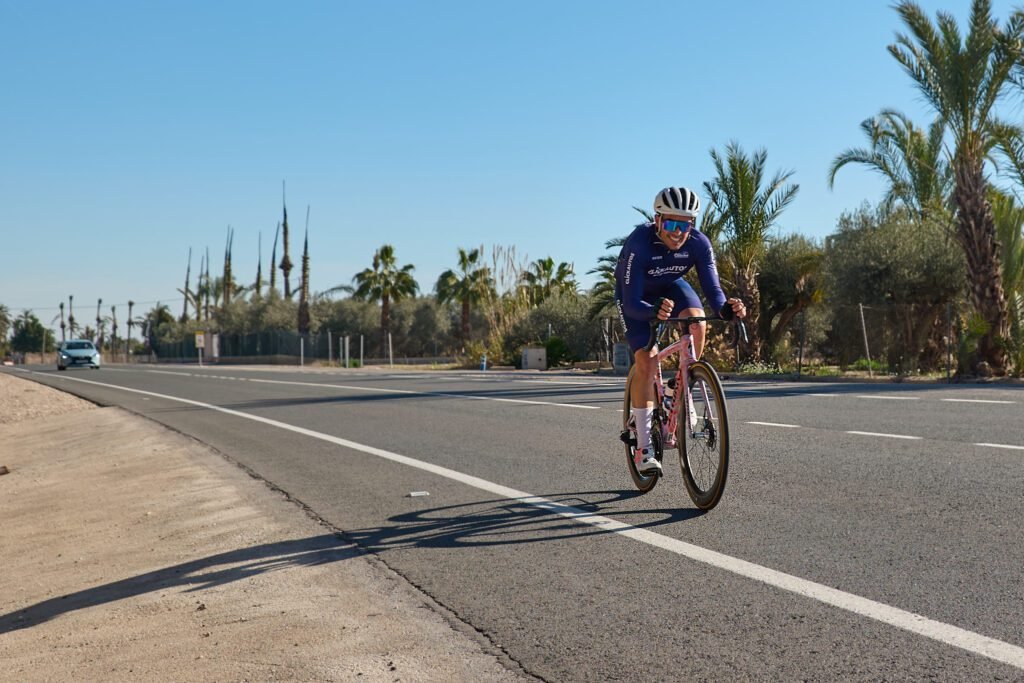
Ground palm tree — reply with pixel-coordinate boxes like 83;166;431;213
181;247;193;322
280;182;293;298
68;295;78;338
888;0;1024;373
587;238;623;320
704;141;799;361
0;303;11;346
829;109;952;223
989;191;1024;372
297;210;311;334
435;247;495;348
519;257;578;305
126;300;135;353
351;244;419;351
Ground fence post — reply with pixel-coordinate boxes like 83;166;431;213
344;335;349;368
300;337;304;367
859;303;873;378
388;332;393;367
360;335;364;367
328;330;332;364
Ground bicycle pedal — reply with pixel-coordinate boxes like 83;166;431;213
619;430;636;447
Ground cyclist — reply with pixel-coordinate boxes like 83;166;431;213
614;186;746;476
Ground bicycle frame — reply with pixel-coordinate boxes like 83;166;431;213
645;316;739;442
649;333;707;442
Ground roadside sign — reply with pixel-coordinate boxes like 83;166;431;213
195;331;205;348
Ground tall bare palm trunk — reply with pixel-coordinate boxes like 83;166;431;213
461;300;470;348
954;159;1010;372
381;294;391;356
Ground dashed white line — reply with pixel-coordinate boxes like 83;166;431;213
857;395;920;401
846;431;922;440
746;421;801;428
19;369;1024;672
942;398;1016;405
975;443;1024;451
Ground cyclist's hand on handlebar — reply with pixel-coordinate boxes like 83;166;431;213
726;297;747;319
656;297;674;321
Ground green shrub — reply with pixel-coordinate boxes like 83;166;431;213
545;336;571;367
851;357;885;372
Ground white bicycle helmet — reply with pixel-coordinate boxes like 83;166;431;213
654;186;701;218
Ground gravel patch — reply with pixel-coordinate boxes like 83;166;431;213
0;371;96;424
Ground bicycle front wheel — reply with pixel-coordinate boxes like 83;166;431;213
678;360;729;510
623;366;659;493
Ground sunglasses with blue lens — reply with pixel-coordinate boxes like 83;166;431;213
662;218;695;234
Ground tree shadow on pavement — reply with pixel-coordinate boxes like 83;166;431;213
0;533;355;634
346;489;704;553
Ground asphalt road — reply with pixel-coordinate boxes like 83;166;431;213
9;363;1024;681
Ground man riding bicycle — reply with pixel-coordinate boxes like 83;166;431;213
614;186;747;476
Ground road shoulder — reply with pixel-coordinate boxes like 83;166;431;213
0;371;531;682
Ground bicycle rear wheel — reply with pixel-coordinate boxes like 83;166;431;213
622;366;660;493
678;360;729;510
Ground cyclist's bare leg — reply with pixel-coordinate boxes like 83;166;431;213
631;348;657;409
683;307;706;359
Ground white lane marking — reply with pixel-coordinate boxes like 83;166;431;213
244;378;600;410
24;369;1024;672
942;399;1016;405
807;393;839;397
147;370;195;377
135;369;598;410
746;421;801;428
857;395;920;401
975;443;1024;451
846;431;923;440
727;389;767;394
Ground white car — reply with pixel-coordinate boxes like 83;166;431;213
57;340;101;370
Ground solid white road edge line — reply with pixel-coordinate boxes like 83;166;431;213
243;377;600;410
746;421;801;428
25;369;1024;671
134;368;599;410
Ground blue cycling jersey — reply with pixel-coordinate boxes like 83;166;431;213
613;223;728;321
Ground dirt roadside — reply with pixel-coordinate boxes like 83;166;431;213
0;370;534;682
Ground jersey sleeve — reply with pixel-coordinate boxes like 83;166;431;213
620;236;655;320
694;235;728;317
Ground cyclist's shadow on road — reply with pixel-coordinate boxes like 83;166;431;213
1;492;700;633
346;490;704;552
0;534;356;634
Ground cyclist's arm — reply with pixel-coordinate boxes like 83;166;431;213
619;242;657;320
694;236;732;320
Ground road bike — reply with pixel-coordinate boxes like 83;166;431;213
620;316;744;510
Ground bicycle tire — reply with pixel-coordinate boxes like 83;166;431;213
678;360;729;510
622;366;660;493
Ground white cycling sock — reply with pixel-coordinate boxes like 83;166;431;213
631;407;654;451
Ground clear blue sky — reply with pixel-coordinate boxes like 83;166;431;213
2;0;1020;327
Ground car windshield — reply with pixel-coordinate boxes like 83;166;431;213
66;342;95;350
